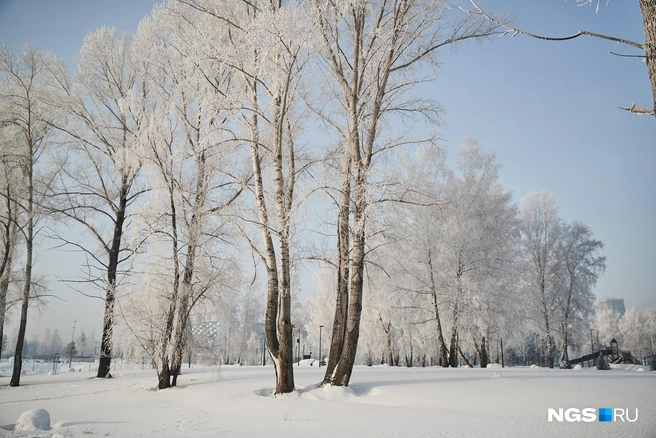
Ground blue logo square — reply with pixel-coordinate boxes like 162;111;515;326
599;408;613;422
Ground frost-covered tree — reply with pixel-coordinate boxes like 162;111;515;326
518;191;563;368
116;3;244;388
182;0;313;394
46;27;149;378
311;0;500;386
435;140;518;368
556;221;605;366
0;43;58;386
0;125;20;360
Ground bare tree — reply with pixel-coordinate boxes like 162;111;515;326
0;44;57;386
469;0;656;117
197;0;312;394
518;191;563;369
557;221;605;366
312;0;500;386
45;28;148;378
0;128;20;360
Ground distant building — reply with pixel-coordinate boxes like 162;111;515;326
598;297;625;317
191;321;219;344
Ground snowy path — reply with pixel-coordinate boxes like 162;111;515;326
1;364;654;437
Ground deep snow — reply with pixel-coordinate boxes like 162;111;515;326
1;360;654;437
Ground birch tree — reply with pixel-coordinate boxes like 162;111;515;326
0;44;57;386
312;0;500;386
45;28;148;378
518;191;563;369
197;0;312;394
0;127;20;360
556;221;605;366
123;2;244;388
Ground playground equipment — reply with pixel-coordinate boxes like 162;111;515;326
569;338;638;367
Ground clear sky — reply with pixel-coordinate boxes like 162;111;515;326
0;0;654;342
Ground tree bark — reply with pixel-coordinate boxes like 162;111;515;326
0;192;17;360
427;247;449;368
639;0;656;116
330;163;367;386
10;138;34;387
97;182;129;378
322;146;351;385
171;150;207;386
457;344;472;367
480;336;488;368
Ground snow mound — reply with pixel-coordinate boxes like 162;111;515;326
48;370;57;376
486;363;502;369
573;364;582;371
68;367;77;373
301;384;359;401
15;408;50;431
530;364;539;369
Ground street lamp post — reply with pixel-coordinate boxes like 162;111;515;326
69;320;77;366
297;326;301;365
319;325;324;367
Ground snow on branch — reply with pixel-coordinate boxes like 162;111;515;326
617;103;656;116
468;1;644;50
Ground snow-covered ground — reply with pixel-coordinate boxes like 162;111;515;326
1;360;654;437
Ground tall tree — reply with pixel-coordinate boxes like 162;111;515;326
46;27;148;378
438;140;517;368
204;0;311;394
557;221;605;366
0;44;57;386
313;0;500;387
0;126;20;360
518;191;563;369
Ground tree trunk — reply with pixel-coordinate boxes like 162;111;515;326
457;344;472;367
545;319;554;369
640;0;656;116
405;344;413;368
322;146;351;385
97;184;128;378
330;168;367;386
561;322;570;364
249;85;295;394
10;150;33;387
448;301;459;368
158;363;171;390
428;247;449;368
171;154;206;386
0;195;17;360
385;323;394;366
480;336;488;368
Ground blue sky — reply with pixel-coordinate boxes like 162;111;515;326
0;0;654;341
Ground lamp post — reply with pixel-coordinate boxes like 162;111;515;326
319;325;324;367
69;320;77;366
297;326;301;365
